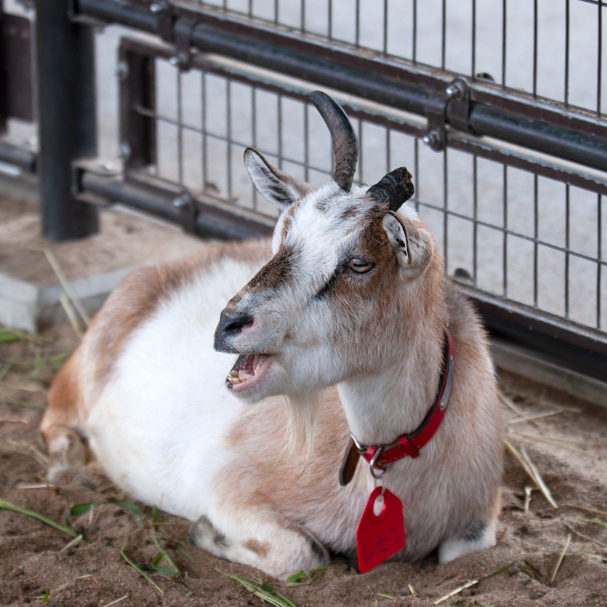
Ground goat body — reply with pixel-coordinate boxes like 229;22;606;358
41;93;504;579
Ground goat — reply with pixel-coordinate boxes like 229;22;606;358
41;91;505;579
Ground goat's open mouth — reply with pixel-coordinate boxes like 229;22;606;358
226;354;273;392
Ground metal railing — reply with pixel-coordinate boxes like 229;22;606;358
1;0;606;379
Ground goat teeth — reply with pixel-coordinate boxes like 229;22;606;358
228;371;238;378
239;373;253;381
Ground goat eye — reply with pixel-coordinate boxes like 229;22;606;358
348;258;373;273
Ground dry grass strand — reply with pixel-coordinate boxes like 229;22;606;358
566;504;607;518
564;522;607;549
504;439;558;509
550;533;572;584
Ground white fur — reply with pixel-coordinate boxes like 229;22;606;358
84;258;263;520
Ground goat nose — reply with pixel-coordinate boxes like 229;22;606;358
214;310;254;353
219;310;253;333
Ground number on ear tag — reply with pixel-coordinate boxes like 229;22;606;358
356;487;406;573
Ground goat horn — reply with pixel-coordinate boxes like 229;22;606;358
366;167;415;211
309;91;359;193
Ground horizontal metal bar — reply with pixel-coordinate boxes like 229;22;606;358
80;170;274;240
189;25;431;116
446;131;607;197
458;283;607;382
466;105;607;174
78;0;157;32
171;2;607;139
120;36;607;197
81;170;178;221
0;141;37;173
78;0;607;174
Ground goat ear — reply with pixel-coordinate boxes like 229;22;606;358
382;212;410;266
244;148;314;209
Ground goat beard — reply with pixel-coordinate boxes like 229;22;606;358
242;391;325;471
283;391;324;463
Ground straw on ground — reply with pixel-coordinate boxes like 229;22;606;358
550;533;572;584
504;439;558;508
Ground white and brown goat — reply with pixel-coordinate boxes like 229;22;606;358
41;92;504;579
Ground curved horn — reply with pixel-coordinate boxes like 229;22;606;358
367;167;415;211
309;91;358;192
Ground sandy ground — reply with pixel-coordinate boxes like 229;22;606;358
0;322;606;607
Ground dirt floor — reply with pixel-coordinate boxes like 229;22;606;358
0;194;206;288
0;322;606;607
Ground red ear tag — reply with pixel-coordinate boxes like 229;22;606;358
356;486;406;573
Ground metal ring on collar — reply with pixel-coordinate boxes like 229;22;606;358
369;447;391;479
350;432;366;452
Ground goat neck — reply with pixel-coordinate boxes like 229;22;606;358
338;282;448;447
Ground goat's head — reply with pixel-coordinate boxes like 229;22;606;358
214;92;442;409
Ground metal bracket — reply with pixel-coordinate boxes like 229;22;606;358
423;89;449;151
72;158;121;206
423;78;471;151
170;18;195;71
149;2;194;70
150;1;172;41
446;78;471;133
173;190;198;233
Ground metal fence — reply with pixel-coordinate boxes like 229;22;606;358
177;0;606;117
1;0;607;379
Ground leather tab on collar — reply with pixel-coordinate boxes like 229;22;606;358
339;437;360;486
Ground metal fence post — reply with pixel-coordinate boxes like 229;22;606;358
35;0;99;241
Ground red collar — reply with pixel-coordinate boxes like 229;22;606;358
339;329;455;486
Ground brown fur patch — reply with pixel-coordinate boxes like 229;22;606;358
220;388;366;533
311;211;448;384
340;206;358;220
245;539;270;557
41;348;83;435
281;215;292;240
280;199;301;241
315;212;397;304
244;245;294;293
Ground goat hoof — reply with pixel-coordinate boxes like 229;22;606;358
189;515;232;551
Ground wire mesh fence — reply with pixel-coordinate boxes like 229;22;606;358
179;0;606;116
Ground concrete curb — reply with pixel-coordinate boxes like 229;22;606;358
492;338;607;410
0;267;133;332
